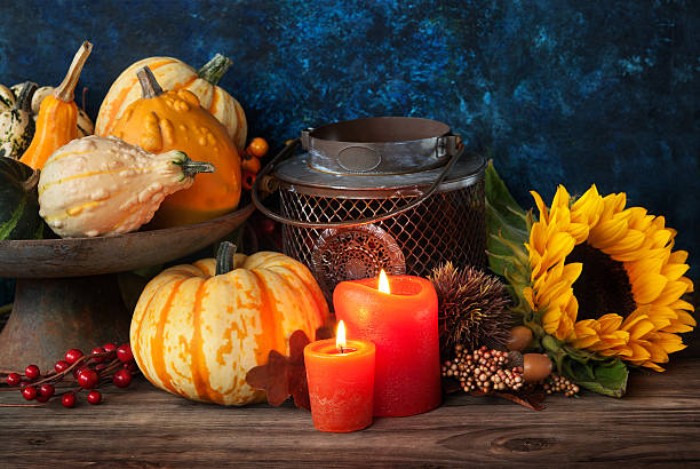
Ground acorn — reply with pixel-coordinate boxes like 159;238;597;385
507;351;553;383
523;353;553;382
506;325;534;351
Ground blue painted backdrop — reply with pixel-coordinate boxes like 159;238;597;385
0;0;698;280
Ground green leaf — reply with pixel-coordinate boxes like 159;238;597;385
485;160;528;230
563;357;629;398
485;160;529;274
484;160;533;314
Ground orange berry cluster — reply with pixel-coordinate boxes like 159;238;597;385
241;137;269;191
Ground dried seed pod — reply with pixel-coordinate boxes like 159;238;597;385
430;262;513;356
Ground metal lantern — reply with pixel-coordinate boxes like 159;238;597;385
252;116;487;303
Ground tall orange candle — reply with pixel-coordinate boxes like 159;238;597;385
304;321;376;433
334;271;442;417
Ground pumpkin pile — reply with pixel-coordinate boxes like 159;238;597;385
0;41;321;409
0;40;269;240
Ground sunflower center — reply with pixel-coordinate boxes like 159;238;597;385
567;242;636;320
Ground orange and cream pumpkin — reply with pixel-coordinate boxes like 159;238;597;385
129;243;329;406
96;53;247;150
109;67;241;228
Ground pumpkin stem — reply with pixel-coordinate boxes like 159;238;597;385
14;82;38;112
136;66;164;99
54;41;93;102
173;151;216;178
216;241;238;275
198;53;233;85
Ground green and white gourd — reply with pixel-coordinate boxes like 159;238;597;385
0;85;16;111
0;82;38;159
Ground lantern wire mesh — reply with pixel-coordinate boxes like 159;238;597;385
278;180;487;304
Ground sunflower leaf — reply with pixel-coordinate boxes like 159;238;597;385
485;160;532;313
485;160;528;234
563;357;628;398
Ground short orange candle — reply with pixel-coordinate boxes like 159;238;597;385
334;271;442;417
304;321;376;433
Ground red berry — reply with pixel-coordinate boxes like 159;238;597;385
36;393;51;403
77;369;99;389
73;366;88;379
116;344;133;363
6;372;21;387
24;364;41;380
122;362;138;373
91;346;107;363
62;392;76;408
55;360;70;373
258;218;277;236
113;369;133;388
87;390;102;405
103;343;117;354
39;383;55;398
22;386;37;401
65;348;84;364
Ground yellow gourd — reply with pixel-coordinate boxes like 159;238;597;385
20;41;92;170
109;66;241;228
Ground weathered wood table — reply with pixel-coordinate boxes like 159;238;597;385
1;354;699;467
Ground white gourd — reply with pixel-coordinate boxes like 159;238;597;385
38;135;214;238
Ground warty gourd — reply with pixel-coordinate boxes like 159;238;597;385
38;135;215;238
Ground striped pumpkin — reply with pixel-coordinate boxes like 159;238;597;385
130;243;329;406
95;54;247;150
0;157;45;240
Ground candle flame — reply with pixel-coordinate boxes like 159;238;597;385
378;269;391;294
336;320;347;353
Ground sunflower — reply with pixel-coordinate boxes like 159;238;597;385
522;185;695;371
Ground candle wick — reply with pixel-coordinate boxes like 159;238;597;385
340;345;345;354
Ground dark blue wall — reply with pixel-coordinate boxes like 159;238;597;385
0;0;698;280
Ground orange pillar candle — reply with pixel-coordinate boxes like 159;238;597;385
304;321;376;432
334;271;442;417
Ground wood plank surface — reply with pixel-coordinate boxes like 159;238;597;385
2;358;699;468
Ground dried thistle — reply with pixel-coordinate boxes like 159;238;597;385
429;262;512;356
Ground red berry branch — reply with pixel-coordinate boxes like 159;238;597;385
0;343;139;408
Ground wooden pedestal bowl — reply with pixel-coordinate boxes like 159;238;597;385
0;203;254;371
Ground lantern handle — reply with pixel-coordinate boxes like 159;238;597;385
251;137;465;229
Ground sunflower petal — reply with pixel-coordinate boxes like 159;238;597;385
662;263;690;281
655;280;693;306
632;273;668;304
531;190;549;223
669;250;689;264
641;361;666;372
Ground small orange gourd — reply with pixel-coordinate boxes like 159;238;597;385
130;242;329;405
20;41;92;170
109;66;241;228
